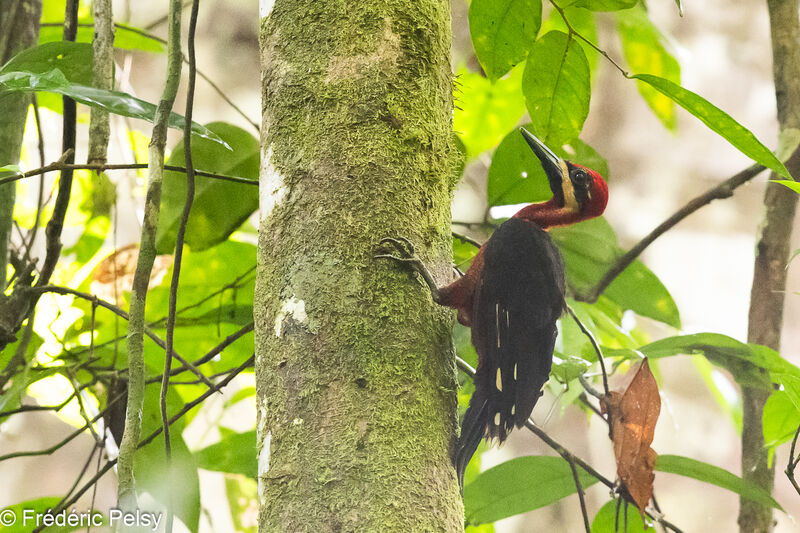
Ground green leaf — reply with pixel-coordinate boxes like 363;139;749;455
763;390;800;449
692;355;742;432
1;41;93;84
570;0;638;11
591;499;647;532
603;256;680;329
551;353;592;382
136;385;200;533
40;24;165;53
616;5;680;130
469;0;542;81
463;455;599;525
550;217;681;328
772;179;800;194
155;122;258;253
454;66;526;158
488;125;608;207
0;497;96;532
655;454;783;510
195;430;257;478
225;475;258;533
0;61;228;147
633;74;790;178
541;7;598;74
523;31;591;146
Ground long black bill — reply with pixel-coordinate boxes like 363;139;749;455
519;127;564;187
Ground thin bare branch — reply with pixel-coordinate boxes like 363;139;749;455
0;160;258;187
575;163;768;303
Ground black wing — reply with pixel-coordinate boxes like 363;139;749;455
455;217;565;486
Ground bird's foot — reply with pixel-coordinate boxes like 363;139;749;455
374;237;441;302
374;236;419;263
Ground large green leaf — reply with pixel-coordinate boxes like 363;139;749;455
541;6;598;74
655;454;783;510
616;5;680;130
488;124;608;207
136;384;201;533
610;334;800;397
225;475;258;533
1;41;93;84
463;455;599;525
571;0;638;11
591;499;646;532
550;217;681;328
155;122;259;253
0;42;227;146
454;66;526;158
773;179;800;193
633;74;790;178
523;31;590;146
469;0;542;81
40;24;165;53
195;430;257;478
763;390;800;449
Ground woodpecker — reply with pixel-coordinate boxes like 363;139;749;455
377;127;609;487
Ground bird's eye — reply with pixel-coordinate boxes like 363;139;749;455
573;170;587;184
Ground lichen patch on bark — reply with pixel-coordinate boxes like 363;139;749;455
326;17;401;83
259;144;287;220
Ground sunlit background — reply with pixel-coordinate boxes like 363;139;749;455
1;0;799;531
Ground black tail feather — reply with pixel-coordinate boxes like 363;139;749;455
455;398;488;489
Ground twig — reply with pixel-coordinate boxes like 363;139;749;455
567;304;609;396
147;321;254;384
35;0;78;290
451;231;482;249
117;0;184;511
549;0;629;77
785;423;800;496
29;285;214;389
567;454;591;533
87;0;114;166
0;390;126;462
160;2;200;529
23;95;46;263
0;161;258;187
40;21;260;131
575;163;767;303
454;355;683;533
35;355;254;531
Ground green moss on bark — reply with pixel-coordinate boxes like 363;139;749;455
255;0;462;531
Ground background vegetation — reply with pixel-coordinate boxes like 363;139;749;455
0;0;798;531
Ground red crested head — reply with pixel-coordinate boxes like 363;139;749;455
567;162;608;220
515;128;609;228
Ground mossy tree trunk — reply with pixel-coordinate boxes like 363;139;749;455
0;0;41;288
254;0;462;531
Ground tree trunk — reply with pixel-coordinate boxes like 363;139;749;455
739;0;800;531
0;0;41;288
255;0;462;531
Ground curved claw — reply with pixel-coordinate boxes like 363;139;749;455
376;236;416;258
374;236;441;303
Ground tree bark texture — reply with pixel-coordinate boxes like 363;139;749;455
255;1;462;531
0;0;41;288
739;0;800;531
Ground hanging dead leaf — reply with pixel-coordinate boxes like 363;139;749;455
600;358;660;525
91;244;172;304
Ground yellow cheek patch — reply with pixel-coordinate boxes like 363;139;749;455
560;160;579;213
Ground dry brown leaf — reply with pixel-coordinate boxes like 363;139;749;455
91;244;172;304
601;358;660;525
